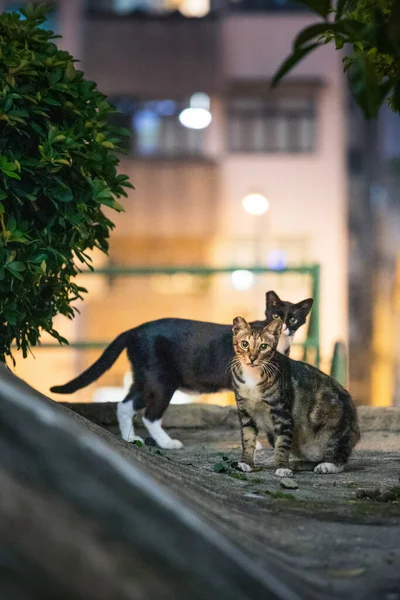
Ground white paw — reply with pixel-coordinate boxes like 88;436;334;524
237;462;253;472
314;462;344;474
160;439;184;450
255;441;263;451
275;468;294;478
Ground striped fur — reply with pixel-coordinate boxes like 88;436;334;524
231;317;360;476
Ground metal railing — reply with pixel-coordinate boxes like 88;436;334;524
38;264;321;366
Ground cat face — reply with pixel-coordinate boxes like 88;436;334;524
232;316;282;368
265;291;313;338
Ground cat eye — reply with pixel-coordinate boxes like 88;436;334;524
289;317;298;324
260;343;269;351
241;340;249;349
272;313;279;319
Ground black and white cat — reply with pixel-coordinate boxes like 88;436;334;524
51;291;313;449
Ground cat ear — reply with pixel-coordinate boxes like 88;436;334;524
263;318;283;338
294;298;313;316
233;316;250;334
266;291;281;310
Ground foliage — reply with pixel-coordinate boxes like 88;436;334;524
0;3;133;362
272;0;400;118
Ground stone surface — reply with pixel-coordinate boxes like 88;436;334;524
0;367;304;600
63;400;400;600
62;402;400;433
280;478;299;490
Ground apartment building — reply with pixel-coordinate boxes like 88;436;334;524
5;0;352;403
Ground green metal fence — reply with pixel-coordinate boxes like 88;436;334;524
38;264;321;367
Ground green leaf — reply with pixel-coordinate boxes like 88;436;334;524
298;0;331;18
7;217;17;233
335;0;349;21
272;43;322;88
6;261;26;280
2;170;21;180
347;56;386;118
49;185;73;203
8;261;25;272
294;22;347;49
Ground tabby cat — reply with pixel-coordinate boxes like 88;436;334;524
231;317;359;476
51;291;312;450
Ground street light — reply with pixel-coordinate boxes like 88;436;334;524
179;93;212;130
241;193;269;216
231;269;254;291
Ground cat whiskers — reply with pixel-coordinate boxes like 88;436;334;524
226;356;241;377
262;360;281;382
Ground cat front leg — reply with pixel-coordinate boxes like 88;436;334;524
270;408;294;477
236;399;258;472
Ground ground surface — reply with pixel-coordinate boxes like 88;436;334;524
66;403;400;600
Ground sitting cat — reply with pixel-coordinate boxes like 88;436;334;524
50;291;312;450
231;317;360;476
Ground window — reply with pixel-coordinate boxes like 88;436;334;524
227;94;316;153
86;0;212;17
228;0;308;12
110;98;208;158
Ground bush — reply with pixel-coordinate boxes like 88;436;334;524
0;3;132;362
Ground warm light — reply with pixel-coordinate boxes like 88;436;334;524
231;270;254;291
179;92;212;129
179;108;212;129
242;193;269;216
178;0;210;17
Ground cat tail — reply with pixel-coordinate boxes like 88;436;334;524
50;330;132;394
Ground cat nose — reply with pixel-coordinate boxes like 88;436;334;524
249;356;256;363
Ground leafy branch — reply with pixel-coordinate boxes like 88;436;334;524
272;0;400;118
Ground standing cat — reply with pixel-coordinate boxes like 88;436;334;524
231;317;359;476
51;291;313;449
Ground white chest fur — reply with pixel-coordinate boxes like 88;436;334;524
236;366;265;411
235;366;274;432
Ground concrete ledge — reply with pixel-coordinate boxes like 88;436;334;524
61;402;400;433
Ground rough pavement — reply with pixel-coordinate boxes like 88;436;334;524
64;402;400;600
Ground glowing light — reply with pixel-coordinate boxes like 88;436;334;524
242;193;269;216
179;108;212;129
179;92;212;130
231;270;254;291
178;0;210;17
266;249;287;271
190;92;210;110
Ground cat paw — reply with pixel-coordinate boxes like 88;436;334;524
127;434;144;444
314;462;344;474
160;439;184;450
255;441;263;451
237;462;253;472
275;468;294;478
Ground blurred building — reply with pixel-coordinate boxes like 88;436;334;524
5;0;356;402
